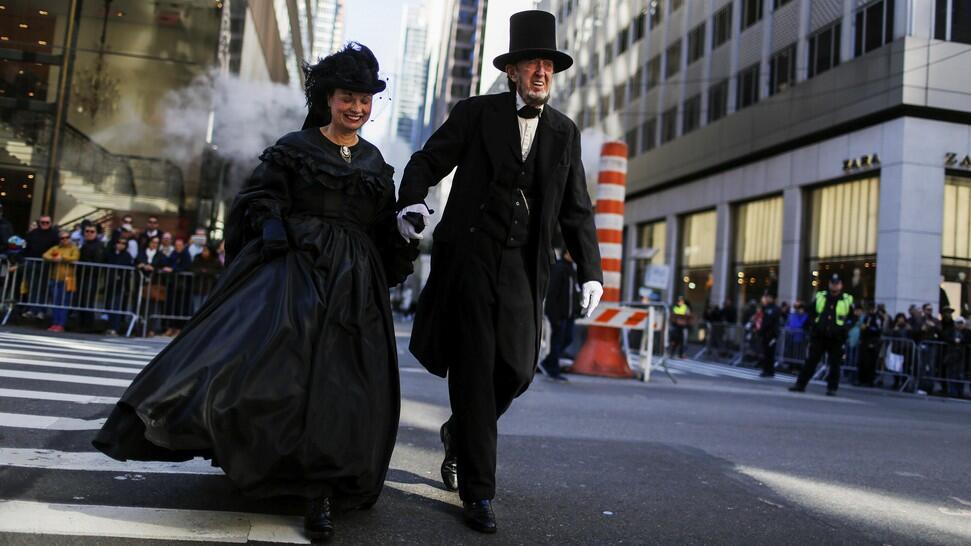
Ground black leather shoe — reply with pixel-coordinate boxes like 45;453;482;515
463;500;497;534
440;422;459;492
788;385;805;392
304;496;334;542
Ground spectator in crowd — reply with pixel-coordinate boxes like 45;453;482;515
103;236;135;336
950;315;970;398
137;216;161;251
42;230;79;332
790;273;854;396
77;224;106;332
112;214;134;243
779;301;791;321
161;237;192;337
540;249;580;382
669;296;691;358
137;236;165;337
22;215;60;320
159;232;175;258
845;305;864;374
188;228;208;260
757;292;781;378
741;299;758;327
0;203;14;250
890;312;911;337
856;302;885;387
217;240;226;266
189;244;223;313
721;298;737;324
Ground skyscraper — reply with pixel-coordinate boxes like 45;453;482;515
390;3;430;149
312;0;346;60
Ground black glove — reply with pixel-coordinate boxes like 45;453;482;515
261;218;288;262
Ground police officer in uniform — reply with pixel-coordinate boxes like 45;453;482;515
758;291;781;378
790;273;855;395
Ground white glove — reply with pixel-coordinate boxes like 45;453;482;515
396;204;431;241
580;281;604;318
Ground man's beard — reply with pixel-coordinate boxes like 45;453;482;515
518;81;551;106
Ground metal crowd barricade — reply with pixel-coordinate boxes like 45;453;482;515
916;340;970;397
1;256;143;336
879;336;917;392
141;271;217;337
775;327;810;371
694;321;746;363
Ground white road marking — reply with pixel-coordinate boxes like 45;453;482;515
0;412;106;431
0;346;151;365
0;448;221;475
0;499;309;544
0;388;118;404
0;369;130;387
0;356;141;375
0;333;160;358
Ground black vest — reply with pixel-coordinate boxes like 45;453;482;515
475;123;541;248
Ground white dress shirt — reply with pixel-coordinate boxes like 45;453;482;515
515;93;543;161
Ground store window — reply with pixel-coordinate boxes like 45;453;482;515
633;220;667;301
935;0;971;44
940;175;971;314
680;210;717;314
807;177;880;303
733;197;783;310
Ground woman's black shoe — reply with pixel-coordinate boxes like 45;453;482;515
463;500;497;534
440;422;459;492
304;497;334;542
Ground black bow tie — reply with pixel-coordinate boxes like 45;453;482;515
517;105;541;119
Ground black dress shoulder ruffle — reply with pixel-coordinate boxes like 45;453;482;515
94;128;417;507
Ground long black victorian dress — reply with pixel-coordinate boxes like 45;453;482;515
94;128;415;507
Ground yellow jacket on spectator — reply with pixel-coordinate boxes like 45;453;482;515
42;243;79;289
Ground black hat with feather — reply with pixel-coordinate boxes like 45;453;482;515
302;42;386;129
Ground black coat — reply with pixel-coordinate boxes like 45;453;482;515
399;92;602;377
545;258;580;321
80;240;106;263
25;227;60;259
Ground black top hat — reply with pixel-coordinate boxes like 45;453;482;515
493;11;573;73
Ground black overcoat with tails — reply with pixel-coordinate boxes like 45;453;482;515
398;91;603;377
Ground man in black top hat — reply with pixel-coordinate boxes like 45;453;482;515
790;273;855;395
397;10;603;534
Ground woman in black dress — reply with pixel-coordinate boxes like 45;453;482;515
93;43;416;542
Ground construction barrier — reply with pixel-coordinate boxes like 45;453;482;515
575;302;675;383
571;141;634;378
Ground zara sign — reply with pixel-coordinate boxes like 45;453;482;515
945;153;971;170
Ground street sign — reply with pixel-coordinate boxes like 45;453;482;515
643;264;670;289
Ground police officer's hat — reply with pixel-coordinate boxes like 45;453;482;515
828;273;843;284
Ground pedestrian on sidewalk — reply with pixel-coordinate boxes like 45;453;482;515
790;273;854;395
757;291;781;378
540;249;580;381
94;43;418;544
397;10;603;535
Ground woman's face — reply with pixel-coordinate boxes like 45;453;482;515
328;88;372;132
148;237;159;250
201;246;211;258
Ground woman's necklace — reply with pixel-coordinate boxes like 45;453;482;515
321;126;356;164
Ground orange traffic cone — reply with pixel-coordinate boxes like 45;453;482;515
570;141;634;379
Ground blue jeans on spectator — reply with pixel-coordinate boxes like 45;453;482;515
49;280;71;327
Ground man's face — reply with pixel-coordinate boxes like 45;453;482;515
83;227;97;241
58;232;70;246
507;58;554;106
923;306;934;317
829;280;842;294
161;234;172;246
147;218;159;230
38;216;52;230
115;239;127;252
174;239;185;252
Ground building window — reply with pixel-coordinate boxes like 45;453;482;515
633;220;667;299
614;83;626;111
665;39;682;79
605;42;613;65
618;26;630;55
734;196;783;307
854;0;895;57
680;210;718;313
626;128;639;153
646;55;661;91
736;63;760;110
683;94;701;134
936;0;971;44
713;5;733;48
661;106;678;144
672;0;684;11
634;12;647;41
708;79;729;122
741;0;763;31
808;23;842;78
769;43;796;95
773;0;794;8
807;177;880;302
631;67;643;100
650;0;663;29
688;23;706;65
600;95;611;119
641;118;658;153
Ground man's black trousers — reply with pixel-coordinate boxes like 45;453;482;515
796;336;845;391
445;231;535;501
759;334;777;375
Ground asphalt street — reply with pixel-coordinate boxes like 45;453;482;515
0;324;969;545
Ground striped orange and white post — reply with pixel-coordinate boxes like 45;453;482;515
570;141;634;378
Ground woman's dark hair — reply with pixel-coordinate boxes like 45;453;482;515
303;42;383;128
